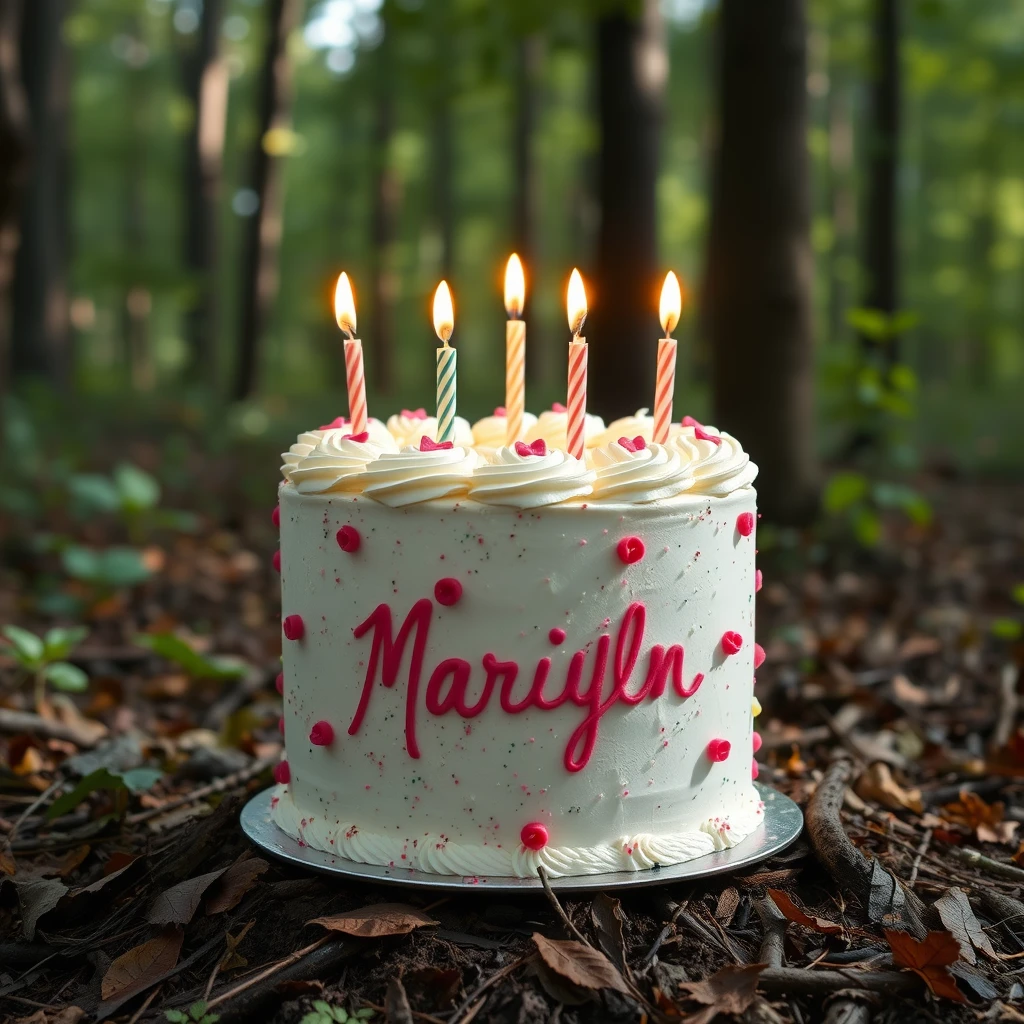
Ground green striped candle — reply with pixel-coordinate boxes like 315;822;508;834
432;280;456;443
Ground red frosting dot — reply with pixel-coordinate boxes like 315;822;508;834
283;614;305;641
520;822;549;850
751;759;759;780
336;525;361;553
753;642;766;669
752;731;763;754
272;505;281;528
275;672;284;695
706;738;731;763
755;569;763;593
435;577;463;606
721;631;743;655
616;536;645;565
309;720;335;746
272;549;281;573
548;627;566;645
273;760;291;784
736;512;755;537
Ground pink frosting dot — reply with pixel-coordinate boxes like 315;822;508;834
309;720;335;746
273;760;291;784
616;536;645;565
435;577;463;606
272;549;281;573
283;614;305;641
752;732;763;753
751;759;759;780
275;672;284;695
721;631;743;655
272;505;281;528
336;525;361;553
755;569;763;593
736;512;755;537
707;738;731;763
753;642;766;669
520;822;549;850
548;627;566;645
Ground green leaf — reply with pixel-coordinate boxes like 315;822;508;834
44;662;89;692
852;506;883;547
889;363;918;395
300;1014;330;1024
68;473;121;513
2;625;45;665
354;1011;374;1020
991;618;1023;641
114;462;161;512
119;767;163;792
846;307;891;341
165;1012;189;1024
152;508;201;533
133;632;246;680
43;625;89;661
188;1001;217;1023
888;310;921;336
823;471;869;514
1012;584;1024;606
47;766;162;819
312;1005;333;1016
63;546;152;588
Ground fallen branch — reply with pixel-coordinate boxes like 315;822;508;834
0;708;102;748
757;965;919;997
754;896;787;969
947;846;1024;885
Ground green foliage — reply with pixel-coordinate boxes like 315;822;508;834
62;546;153;588
165;1001;220;1024
134;632;246;680
990;617;1023;641
300;1002;374;1024
1;624;91;701
48;765;163;820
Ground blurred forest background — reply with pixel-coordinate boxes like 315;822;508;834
2;0;1023;534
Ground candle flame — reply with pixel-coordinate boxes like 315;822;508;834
433;280;454;344
334;271;357;337
567;268;587;339
504;253;525;318
659;271;682;337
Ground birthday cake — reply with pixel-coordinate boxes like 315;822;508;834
269;407;766;878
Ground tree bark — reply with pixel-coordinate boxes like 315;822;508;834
181;0;227;386
233;0;302;402
11;0;70;389
861;0;900;355
704;0;818;525
589;0;665;420
431;4;454;281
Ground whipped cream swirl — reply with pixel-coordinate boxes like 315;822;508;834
387;411;473;448
361;445;479;507
587;409;656;449
469;446;595;508
288;429;395;494
588;439;695;502
672;424;757;496
471;409;538;451
281;430;324;480
525;409;606;452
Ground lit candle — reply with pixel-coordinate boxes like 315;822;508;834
504;253;526;446
566;268;588;461
433;280;457;444
653;271;683;444
334;272;367;436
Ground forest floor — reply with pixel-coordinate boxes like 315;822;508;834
2;474;1024;1024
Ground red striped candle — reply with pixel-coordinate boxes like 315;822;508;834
504;254;526;446
334;272;367;435
653;271;682;444
566;268;588;460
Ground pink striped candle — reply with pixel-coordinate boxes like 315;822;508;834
504;254;526;445
566;268;588;460
653;271;682;444
334;272;367;435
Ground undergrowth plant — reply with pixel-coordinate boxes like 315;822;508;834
1;625;90;708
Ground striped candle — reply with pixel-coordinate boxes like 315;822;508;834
565;269;589;460
433;280;457;443
654;271;683;445
504;254;526;445
334;272;367;435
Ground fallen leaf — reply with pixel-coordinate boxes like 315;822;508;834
531;933;630;994
101;927;184;1001
218;920;255;973
1;850;16;875
14;876;68;939
677;963;765;1024
12;1008;86;1024
855;762;923;814
205;855;268;915
148;868;226;925
941;790;1010;844
867;858;910;926
403;966;462;1008
885;928;966;1002
309;902;438;938
40;844;91;879
590;893;628;974
714;887;741;927
891;673;930;706
385;977;414;1024
934;888;997;964
897;635;942;661
766;889;844;936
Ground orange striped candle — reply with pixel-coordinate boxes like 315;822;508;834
334;272;367;435
566;268;588;461
504;254;526;445
653;271;683;444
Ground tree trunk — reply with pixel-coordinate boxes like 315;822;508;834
11;0;70;389
589;0;665;421
181;0;227;386
232;0;302;402
704;0;817;525
861;0;900;353
431;7;454;282
0;0;29;402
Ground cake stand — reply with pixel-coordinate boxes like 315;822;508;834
240;783;802;892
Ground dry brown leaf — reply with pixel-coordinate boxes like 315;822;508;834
934;888;998;964
0;850;16;876
677;963;764;1024
309;902;438;938
590;893;628;974
714;887;741;926
766;889;845;936
885;928;965;1002
101;928;184;1001
206;855;268;915
218;919;255;973
147;867;226;925
855;762;923;813
941;790;1015;843
891;673;929;706
531;933;630;994
13;1008;86;1024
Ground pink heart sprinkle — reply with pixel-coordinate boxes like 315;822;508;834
514;439;547;457
681;415;701;427
336;525;361;553
342;431;369;443
275;672;284;696
721;631;743;655
694;425;722;445
706;738;731;763
617;435;647;453
273;760;291;784
272;549;281;573
736;512;755;536
548;627;566;645
551;402;567;413
435;577;463;606
318;416;348;430
520;822;549;850
309;720;335;746
420;436;454;452
753;642;766;669
493;406;506;416
283;614;305;641
755;569;763;593
752;732;763;754
616;536;645;565
272;505;281;528
402;408;427;420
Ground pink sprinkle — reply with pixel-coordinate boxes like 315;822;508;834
617;435;647;453
275;672;284;695
736;512;755;537
753;642;766;669
318;416;348;430
579;539;587;546
402;408;427;420
336;525;361;553
755;569;763;593
341;431;369;443
272;549;281;573
520;822;548;850
752;732;763;753
278;716;285;735
694;425;722;445
681;415;701;427
515;438;547;457
751;759;759;780
420;435;454;452
493;406;506;416
616;536;645;565
272;505;281;528
549;627;566;645
435;577;463;606
273;760;291;784
283;614;305;641
721;631;743;655
707;738;731;763
309;720;335;746
551;402;567;413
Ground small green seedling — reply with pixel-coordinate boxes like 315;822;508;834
300;1002;374;1024
1;625;90;709
165;1000;220;1024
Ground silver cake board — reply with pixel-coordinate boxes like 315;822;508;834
240;783;803;892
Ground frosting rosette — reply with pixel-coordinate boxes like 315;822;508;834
588;438;694;502
469;445;595;508
361;445;479;507
672;424;757;496
587;408;656;449
387;410;473;447
525;408;605;452
471;409;538;451
280;430;324;480
288;429;395;494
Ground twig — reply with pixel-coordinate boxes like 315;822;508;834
1;777;63;857
0;708;102;747
536;865;589;946
126;983;161;1024
908;828;932;888
823;1000;871;1024
361;997;447;1024
757;966;919;997
204;936;332;1010
448;958;528;1024
947;846;1024;885
755;895;787;969
639;898;687;970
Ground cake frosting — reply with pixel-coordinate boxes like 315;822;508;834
272;411;764;878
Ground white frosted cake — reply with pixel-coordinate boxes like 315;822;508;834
270;407;766;878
